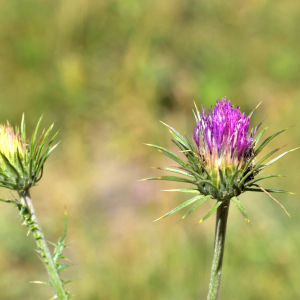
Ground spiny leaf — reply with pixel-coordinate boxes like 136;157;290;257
140;176;196;184
154;195;204;221
181;195;212;219
231;197;250;224
198;201;222;224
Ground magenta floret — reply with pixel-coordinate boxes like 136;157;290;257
193;97;254;161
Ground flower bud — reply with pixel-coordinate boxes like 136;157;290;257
0;115;58;192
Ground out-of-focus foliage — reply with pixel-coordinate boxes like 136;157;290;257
0;0;299;299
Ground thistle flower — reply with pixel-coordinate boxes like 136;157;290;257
143;97;298;223
0;115;58;192
0;115;72;299
143;97;298;300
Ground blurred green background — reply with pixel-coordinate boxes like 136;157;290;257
0;0;299;299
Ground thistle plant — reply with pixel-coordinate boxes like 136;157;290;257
0;115;73;300
142;97;298;300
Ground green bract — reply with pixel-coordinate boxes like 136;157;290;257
0;115;59;192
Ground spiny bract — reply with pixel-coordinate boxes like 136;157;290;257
142;97;298;224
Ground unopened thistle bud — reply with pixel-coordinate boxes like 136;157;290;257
143;97;298;223
0;115;59;192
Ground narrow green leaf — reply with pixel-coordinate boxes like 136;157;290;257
256;185;291;217
255;127;292;155
218;169;225;186
176;166;204;180
0;181;19;190
240;145;289;187
34;124;54;167
140;176;196;184
230;169;241;186
170;139;199;172
197;180;219;192
248;102;262;119
245;174;284;187
160;189;199;193
245;188;295;194
198;201;222;224
160;121;188;147
0;198;16;204
0;152;21;180
145;144;193;170
182;195;212;219
231;197;250;224
62;279;77;285
34;142;60;177
57;264;70;272
20;113;26;143
32;116;43;145
16;148;25;174
255;126;268;146
184;133;196;151
154;195;204;221
152;167;194;178
264;147;300;167
193;101;201;121
243;144;285;177
30;281;52;286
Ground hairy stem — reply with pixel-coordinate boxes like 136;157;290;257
19;189;68;300
207;199;230;300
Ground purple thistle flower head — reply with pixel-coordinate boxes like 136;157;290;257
193;97;255;170
143;97;297;219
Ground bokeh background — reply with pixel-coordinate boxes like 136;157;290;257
0;0;299;299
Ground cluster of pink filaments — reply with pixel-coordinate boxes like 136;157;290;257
193;97;256;170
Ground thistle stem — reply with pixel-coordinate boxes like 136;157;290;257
19;190;68;300
207;199;230;300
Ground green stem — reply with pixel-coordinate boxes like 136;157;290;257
19;189;68;300
207;199;230;300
